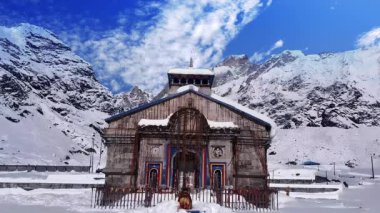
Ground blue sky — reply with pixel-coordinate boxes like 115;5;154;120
226;0;380;56
0;0;379;93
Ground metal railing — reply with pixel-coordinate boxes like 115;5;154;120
92;187;278;211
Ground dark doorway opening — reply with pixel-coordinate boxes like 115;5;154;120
149;169;158;188
173;151;199;189
213;170;222;189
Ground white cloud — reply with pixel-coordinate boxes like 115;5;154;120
110;79;121;92
82;0;265;93
357;27;380;48
267;0;273;7
250;39;284;62
329;1;338;11
273;39;284;49
250;52;265;62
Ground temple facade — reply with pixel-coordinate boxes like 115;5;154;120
102;65;275;190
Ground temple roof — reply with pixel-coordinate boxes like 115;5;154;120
106;86;276;138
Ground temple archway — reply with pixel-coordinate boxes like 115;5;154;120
168;108;208;189
168;107;209;134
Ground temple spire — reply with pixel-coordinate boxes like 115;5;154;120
189;57;193;68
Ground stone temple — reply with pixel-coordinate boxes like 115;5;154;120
102;64;275;190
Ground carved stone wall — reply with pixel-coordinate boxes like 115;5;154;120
103;91;271;189
137;138;166;186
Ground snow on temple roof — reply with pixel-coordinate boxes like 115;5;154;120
138;114;239;129
207;120;239;129
168;68;214;76
176;85;199;93
138;116;171;127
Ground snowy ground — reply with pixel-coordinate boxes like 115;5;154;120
269;168;317;180
0;171;105;185
0;127;379;212
0;188;234;213
277;178;380;212
268;127;380;170
0;164;379;212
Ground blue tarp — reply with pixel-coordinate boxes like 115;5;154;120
303;160;320;165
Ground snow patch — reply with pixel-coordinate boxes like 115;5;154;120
177;84;200;93
0;23;63;48
0;172;104;185
268;127;380;169
168;68;214;76
138;114;239;129
207;120;239;129
138;114;172;127
270;168;317;180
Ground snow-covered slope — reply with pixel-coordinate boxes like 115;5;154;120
0;24;149;165
213;49;380;168
268;127;380;169
214;48;380;129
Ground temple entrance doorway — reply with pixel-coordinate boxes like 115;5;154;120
172;151;200;189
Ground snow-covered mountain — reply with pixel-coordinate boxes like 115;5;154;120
113;86;152;113
1;23;379;169
213;49;380;129
213;49;380;168
0;24;149;165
